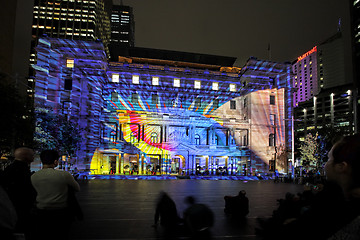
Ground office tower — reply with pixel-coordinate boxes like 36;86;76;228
110;4;135;47
0;0;34;98
292;30;352;107
31;0;111;60
109;3;135;60
292;46;318;107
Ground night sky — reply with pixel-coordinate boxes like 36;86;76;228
116;0;350;66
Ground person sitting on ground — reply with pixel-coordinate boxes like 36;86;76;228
31;149;80;240
183;196;214;238
224;190;249;218
153;191;181;237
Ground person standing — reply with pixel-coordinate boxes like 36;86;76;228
1;147;36;239
31;149;80;240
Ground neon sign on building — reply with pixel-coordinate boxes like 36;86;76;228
297;46;317;62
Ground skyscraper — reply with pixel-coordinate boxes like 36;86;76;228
31;0;111;61
109;3;135;60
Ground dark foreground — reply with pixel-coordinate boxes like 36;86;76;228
70;179;304;240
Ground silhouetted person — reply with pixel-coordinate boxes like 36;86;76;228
183;196;214;239
153;192;181;238
31;150;80;240
257;134;360;240
1;147;36;239
224;190;249;219
0;185;18;240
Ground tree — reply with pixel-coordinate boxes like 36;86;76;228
34;106;82;158
0;74;34;157
299;133;320;169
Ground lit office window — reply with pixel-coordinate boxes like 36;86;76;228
174;78;180;87
66;59;74;68
152;76;159;86
112;73;119;83
212;82;219;90
132;75;139;84
194;80;201;89
229;83;236;92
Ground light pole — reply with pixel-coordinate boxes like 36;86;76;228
283;115;295;177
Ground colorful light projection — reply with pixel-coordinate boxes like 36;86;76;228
33;38;293;175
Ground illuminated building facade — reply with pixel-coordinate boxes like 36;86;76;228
33;37;293;175
292;47;318;106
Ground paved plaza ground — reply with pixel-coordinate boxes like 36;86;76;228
70;179;304;240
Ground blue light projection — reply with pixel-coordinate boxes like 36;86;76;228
33;38;293;175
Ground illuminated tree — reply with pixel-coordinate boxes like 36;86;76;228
34;106;82;158
299;133;320;169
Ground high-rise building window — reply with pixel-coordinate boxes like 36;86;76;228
112;73;119;83
132;75;139;84
230;100;236;109
194;80;201;89
152;76;159;86
174;78;180;87
229;83;236;92
212;82;219;90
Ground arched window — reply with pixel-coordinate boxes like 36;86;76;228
150;132;158;143
215;135;219;145
130;133;137;143
195;134;200;145
269;133;275;146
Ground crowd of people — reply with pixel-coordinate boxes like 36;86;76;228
1;133;360;239
0;148;81;240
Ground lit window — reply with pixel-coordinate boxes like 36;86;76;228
152;76;159;86
194;80;201;89
66;59;74;68
229;83;236;92
173;78;180;87
112;73;119;83
132;75;139;84
212;82;219;90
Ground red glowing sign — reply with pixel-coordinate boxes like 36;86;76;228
297;46;317;62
